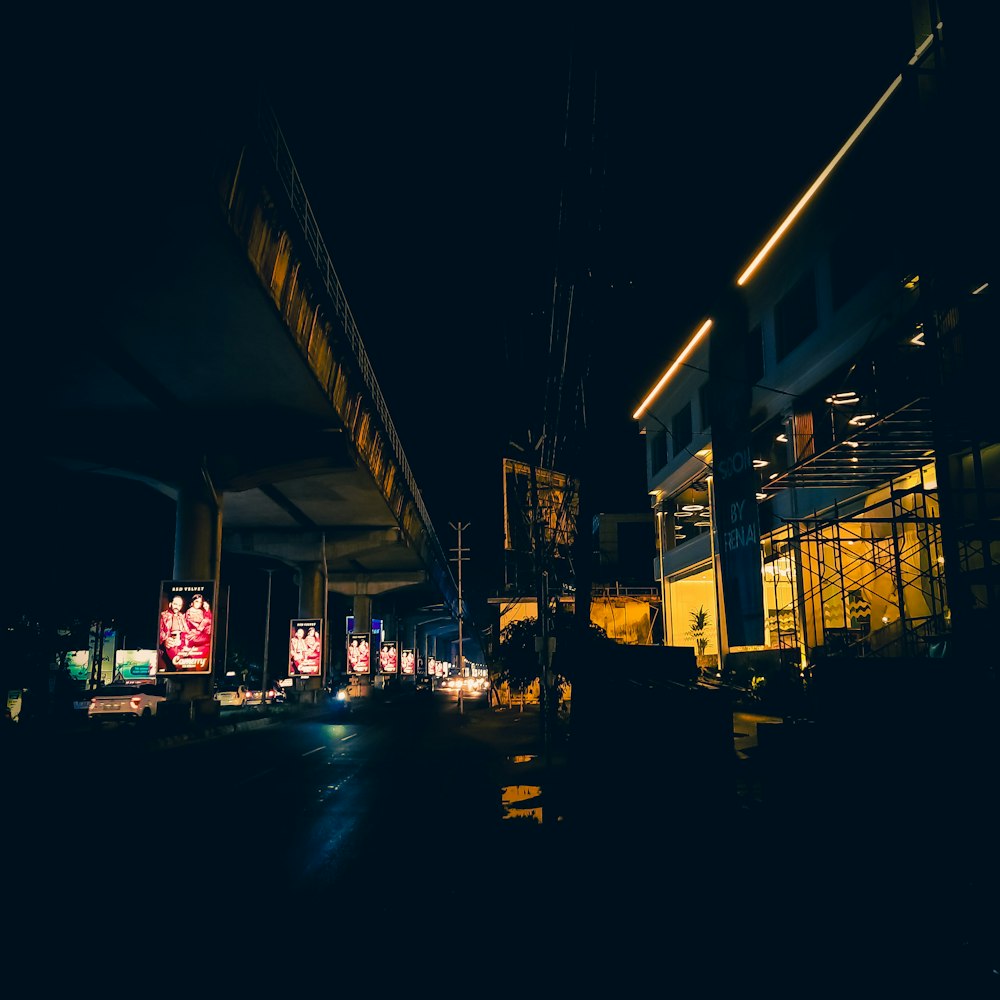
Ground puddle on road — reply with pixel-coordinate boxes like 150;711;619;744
501;783;543;824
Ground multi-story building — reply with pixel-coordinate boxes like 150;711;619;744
633;5;995;685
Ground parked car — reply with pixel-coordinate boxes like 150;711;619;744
244;684;284;706
88;683;167;725
214;684;248;708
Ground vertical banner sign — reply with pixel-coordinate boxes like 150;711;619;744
347;633;371;675
709;289;765;646
401;649;416;675
290;618;323;677
379;640;398;674
157;580;216;674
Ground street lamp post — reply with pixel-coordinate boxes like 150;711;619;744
450;521;470;716
261;568;275;709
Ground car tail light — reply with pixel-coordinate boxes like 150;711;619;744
130;695;142;710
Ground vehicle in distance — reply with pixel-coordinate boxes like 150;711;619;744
88;683;167;724
214;684;248;708
244;685;285;706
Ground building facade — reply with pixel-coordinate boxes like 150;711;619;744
634;5;995;684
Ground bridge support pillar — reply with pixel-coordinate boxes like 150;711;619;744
295;561;326;699
352;593;372;636
169;473;222;705
297;562;326;619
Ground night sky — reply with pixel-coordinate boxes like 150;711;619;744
7;3;915;649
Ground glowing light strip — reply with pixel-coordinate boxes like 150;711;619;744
633;33;937;421
737;33;935;287
632;319;713;419
737;73;906;286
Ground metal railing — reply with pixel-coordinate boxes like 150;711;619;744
255;100;460;612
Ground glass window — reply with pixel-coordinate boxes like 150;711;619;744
671;402;692;457
775;272;817;361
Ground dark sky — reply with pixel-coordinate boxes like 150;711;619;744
259;3;913;602
8;3;915;645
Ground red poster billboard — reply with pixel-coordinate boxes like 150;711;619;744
347;633;370;674
157;580;216;674
401;648;416;675
379;640;398;674
289;618;323;677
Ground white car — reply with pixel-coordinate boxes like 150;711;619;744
88;683;167;724
214;685;248;708
245;685;286;706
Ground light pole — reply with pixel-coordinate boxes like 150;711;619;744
261;568;275;709
450;521;470;716
655;504;670;645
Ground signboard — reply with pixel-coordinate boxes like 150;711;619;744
289;619;323;677
401;648;416;675
379;640;398;674
708;289;764;646
502;458;578;555
157;580;216;674
347;633;370;674
65;650;91;683
89;623;116;686
116;649;158;682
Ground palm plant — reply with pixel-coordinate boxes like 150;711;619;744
686;605;712;656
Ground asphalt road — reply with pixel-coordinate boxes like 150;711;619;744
3;690;997;994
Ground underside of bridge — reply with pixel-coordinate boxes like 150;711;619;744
12;83;464;638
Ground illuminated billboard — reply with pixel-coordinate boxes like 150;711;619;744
347;633;370;674
289;619;323;677
116;649;158;682
502;457;579;595
401;648;416;675
65;650;91;683
379;640;398;674
157;580;216;675
502;457;578;554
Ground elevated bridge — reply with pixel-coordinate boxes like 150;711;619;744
13;88;470;686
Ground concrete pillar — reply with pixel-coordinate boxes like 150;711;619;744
352;593;372;635
295;561;326;699
169;473;222;707
297;562;326;618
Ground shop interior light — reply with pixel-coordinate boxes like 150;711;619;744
681;504;705;511
753;459;769;468
776;432;788;443
849;413;876;426
826;391;860;405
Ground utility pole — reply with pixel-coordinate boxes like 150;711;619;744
261;568;275;710
528;449;551;766
449;522;470;716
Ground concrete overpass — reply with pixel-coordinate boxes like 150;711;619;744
13;87;475;698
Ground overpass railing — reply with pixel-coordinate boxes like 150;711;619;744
255;100;461;615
